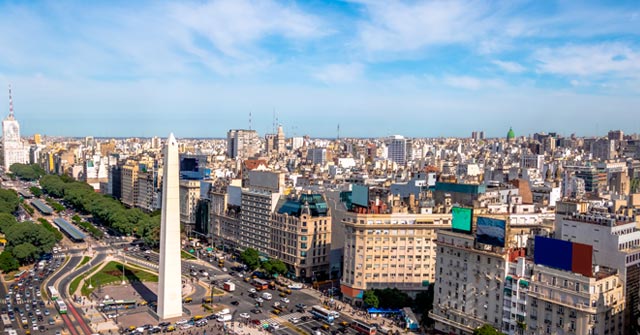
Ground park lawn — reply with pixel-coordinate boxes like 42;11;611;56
69;262;102;296
76;256;91;269
181;250;196;259
81;261;158;296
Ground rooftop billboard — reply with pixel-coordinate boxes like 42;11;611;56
534;236;593;277
476;216;506;247
452;207;473;233
352;184;369;207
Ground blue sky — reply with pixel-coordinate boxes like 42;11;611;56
1;0;639;138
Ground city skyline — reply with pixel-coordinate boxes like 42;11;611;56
1;0;639;138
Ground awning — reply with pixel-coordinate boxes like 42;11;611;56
506;276;512;281
519;279;529;287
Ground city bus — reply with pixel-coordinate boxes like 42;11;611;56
55;300;67;314
310;305;335;324
252;279;269;291
351;320;377;335
47;286;59;301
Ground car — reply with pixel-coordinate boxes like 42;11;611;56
322;324;331;330
175;319;189;325
289;317;300;324
248;288;256;293
48;318;55;325
239;313;250;319
230;301;239;306
270;322;280;330
255;298;264;303
340;321;349;327
149;327;162;333
295;303;307;309
158;322;171;327
43;310;49;316
300;316;310;322
248;293;257;298
281;297;290;304
272;309;281;315
250;309;262;314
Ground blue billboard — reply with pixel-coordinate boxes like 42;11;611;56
452;207;473;233
476;217;506;247
352;184;369;207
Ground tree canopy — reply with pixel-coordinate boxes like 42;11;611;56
373;287;413;309
473;324;503;335
262;259;287;276
0;251;19;273
0;212;18;233
0;188;19;214
39;174;160;245
29;186;43;198
9;163;45;181
363;290;379;308
240;248;260;270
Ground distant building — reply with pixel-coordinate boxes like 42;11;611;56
387;135;410;165
2;86;28;171
307;148;327;166
227;129;260;159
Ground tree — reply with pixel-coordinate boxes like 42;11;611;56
0;212;17;233
9;164;44;181
363;290;379;308
0;188;19;214
262;259;287;276
473;324;503;335
240;248;261;270
373;288;412;309
12;243;38;263
0;251;19;272
29;186;43;198
415;284;435;327
5;221;56;256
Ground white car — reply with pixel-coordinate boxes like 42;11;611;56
281;297;290;304
255;298;264;303
239;313;250;319
270;323;280;330
248;288;256;293
289;317;300;324
176;319;189;325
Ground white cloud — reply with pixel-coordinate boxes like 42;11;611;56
442;75;504;90
535;43;640;77
492;60;525;73
313;63;364;84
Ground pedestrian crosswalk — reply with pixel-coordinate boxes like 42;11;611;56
259;311;306;325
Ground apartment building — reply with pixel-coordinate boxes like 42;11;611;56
272;193;331;280
180;179;201;230
430;230;509;334
527;264;624;335
341;211;451;304
121;161;139;207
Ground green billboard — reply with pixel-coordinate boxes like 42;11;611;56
452;207;473;233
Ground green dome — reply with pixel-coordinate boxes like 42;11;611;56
507;127;515;140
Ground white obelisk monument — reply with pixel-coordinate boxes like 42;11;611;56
157;133;183;319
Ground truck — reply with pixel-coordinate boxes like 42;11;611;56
223;281;235;292
261;292;272;300
216;314;232;322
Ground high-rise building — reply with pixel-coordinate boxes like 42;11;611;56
2;86;28;171
608;130;624;142
307;148;327;165
387;135;410;165
227;129;260;159
157;133;183;320
180;179;201;231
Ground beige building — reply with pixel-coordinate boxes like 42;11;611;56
272;193;331;280
527;264;624;335
341;211;451;304
121;161;139;208
180;179;201;230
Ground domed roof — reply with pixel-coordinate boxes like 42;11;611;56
507;127;515;140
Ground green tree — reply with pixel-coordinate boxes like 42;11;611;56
0;251;20;272
37;218;63;241
473;324;503;335
12;243;38;263
240;248;261;270
9;164;44;181
0;188;19;214
29;186;43;198
363;290;379;308
5;221;56;256
262;259;287;276
415;284;435;327
0;212;17;233
373;288;412;309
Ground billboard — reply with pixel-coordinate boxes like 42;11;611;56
352;184;369;207
534;236;593;277
451;207;473;233
534;236;572;272
476;217;506;247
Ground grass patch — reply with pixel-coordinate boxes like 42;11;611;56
69;262;102;295
181;250;196;259
37;218;63;241
76;256;91;269
81;261;158;296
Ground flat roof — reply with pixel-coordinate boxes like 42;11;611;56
53;217;85;241
31;199;54;215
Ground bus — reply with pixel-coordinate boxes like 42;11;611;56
253;279;269;291
47;286;59;301
55;300;67;314
1;313;11;327
310;305;335;324
100;300;137;312
351;320;377;335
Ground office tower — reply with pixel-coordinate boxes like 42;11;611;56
307;148;327;165
2;85;28;170
387;135;410;165
179;179;201;231
227;129;260;159
157;133;182;320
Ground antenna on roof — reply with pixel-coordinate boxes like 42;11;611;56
249;112;252;131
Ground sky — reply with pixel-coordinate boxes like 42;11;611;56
0;0;639;139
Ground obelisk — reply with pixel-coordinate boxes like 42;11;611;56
157;133;182;319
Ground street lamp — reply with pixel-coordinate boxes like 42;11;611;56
121;251;126;285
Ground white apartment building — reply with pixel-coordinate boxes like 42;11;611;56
180;179;201;229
